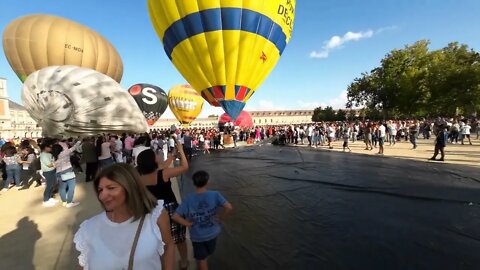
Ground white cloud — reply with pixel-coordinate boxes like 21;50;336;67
310;27;395;59
309;50;329;59
297;90;349;109
376;25;398;34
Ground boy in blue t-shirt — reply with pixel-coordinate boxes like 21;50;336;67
173;170;233;270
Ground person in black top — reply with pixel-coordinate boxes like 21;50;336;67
182;131;193;160
137;139;189;270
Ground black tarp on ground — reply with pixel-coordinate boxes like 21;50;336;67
177;145;480;270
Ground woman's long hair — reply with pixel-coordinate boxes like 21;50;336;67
94;163;157;221
51;144;64;161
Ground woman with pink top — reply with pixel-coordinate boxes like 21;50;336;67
51;141;81;208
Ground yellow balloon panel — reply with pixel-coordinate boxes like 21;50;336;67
2;14;124;82
168;85;204;125
148;0;296;120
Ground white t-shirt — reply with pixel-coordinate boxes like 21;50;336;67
390;124;397;136
98;142;112;160
168;138;175;148
115;139;123;152
328;127;335;138
354;125;359;133
379;125;386;137
461;125;471;135
74;202;165;270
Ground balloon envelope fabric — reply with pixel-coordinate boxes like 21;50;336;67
148;0;296;120
128;83;168;126
168;84;204;126
3;14;123;82
22;65;147;137
218;110;253;128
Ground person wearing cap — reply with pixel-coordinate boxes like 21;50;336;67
136;139;190;270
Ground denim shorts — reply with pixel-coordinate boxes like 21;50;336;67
379;137;385;146
192;237;217;260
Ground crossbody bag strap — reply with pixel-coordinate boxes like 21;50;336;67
128;216;145;270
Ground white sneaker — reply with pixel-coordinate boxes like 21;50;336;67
42;201;56;207
66;202;80;208
48;198;59;203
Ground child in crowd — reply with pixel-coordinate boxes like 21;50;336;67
173;171;233;270
203;136;210;154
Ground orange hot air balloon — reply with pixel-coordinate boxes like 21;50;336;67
2;14;123;82
168;84;204;126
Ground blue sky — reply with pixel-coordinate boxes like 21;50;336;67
1;0;479;118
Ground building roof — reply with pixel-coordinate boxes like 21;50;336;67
249;110;313;117
9;100;25;111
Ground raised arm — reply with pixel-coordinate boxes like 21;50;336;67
162;140;188;180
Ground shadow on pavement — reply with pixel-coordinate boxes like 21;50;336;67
0;217;41;270
180;145;480;270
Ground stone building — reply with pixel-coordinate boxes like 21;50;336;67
0;77;42;139
152;110;314;130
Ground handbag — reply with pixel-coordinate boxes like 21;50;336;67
128;216;145;270
60;171;76;181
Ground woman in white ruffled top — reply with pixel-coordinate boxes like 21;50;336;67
74;163;174;270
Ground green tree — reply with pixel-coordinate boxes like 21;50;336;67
346;40;480;118
336;109;347;121
323;106;337;121
312;107;324;122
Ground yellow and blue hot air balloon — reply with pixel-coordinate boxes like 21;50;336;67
148;0;296;120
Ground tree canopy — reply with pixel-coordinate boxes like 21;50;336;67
345;40;480;119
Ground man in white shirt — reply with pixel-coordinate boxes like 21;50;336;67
111;136;124;163
461;121;472;145
378;123;386;155
307;125;313;146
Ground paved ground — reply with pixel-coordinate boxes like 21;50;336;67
0;166;195;270
0;137;478;269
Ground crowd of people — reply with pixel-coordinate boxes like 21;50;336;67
1;128;235;270
1;117;478;196
0;116;478;269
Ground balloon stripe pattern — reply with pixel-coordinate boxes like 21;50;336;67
148;0;295;120
168;84;204;125
162;8;288;60
3;14;123;82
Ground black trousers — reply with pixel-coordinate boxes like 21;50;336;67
85;162;98;182
20;169;34;187
432;145;445;160
183;146;193;160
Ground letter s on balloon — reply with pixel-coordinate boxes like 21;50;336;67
142;87;158;105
